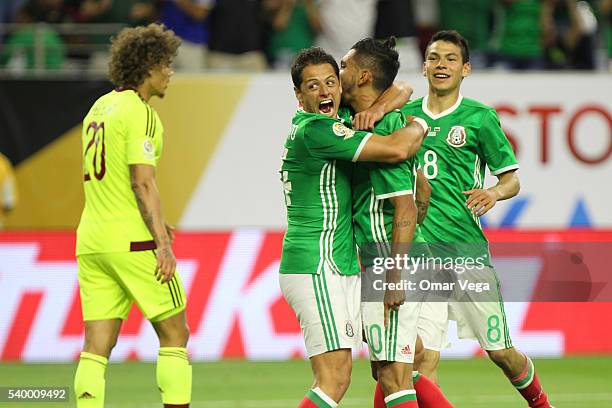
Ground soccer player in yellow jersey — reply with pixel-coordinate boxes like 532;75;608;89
74;24;191;408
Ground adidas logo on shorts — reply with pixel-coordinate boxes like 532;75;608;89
400;344;412;355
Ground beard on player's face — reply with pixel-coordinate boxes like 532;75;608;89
339;51;360;107
340;77;355;106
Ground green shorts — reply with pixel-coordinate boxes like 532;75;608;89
77;250;186;322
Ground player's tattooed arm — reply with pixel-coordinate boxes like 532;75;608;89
393;220;412;228
463;170;520;216
382;194;417;326
389;194;416;250
353;80;414;130
130;164;176;282
415;169;431;224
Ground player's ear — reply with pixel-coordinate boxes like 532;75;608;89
358;69;370;86
294;86;304;105
462;62;471;78
422;62;426;77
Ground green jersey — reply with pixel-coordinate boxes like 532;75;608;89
76;89;163;255
351;110;422;265
279;110;372;275
400;96;518;247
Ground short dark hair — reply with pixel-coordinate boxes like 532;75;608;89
109;23;181;88
350;37;400;91
426;30;470;63
291;47;339;88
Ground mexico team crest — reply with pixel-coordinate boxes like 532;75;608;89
446;126;467;147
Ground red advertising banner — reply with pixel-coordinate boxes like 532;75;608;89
0;230;611;362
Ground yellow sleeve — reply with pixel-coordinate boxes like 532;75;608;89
124;101;158;166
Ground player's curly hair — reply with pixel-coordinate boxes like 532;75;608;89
108;23;181;89
350;37;400;92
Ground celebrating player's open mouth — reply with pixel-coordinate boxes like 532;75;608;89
318;99;334;114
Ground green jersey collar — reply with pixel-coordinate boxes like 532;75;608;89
422;94;464;120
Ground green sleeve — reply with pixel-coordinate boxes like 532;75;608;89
304;117;372;162
370;162;414;200
369;111;413;199
372;110;406;137
478;109;519;175
125;103;157;166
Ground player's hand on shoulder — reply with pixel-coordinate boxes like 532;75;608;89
462;188;499;216
353;105;384;130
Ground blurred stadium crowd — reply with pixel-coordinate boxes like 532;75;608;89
0;0;610;74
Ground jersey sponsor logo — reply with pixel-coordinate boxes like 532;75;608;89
446;126;467;147
143;139;154;160
427;126;441;137
332;122;355;140
345;320;355;338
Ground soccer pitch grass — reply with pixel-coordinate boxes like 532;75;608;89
1;357;611;407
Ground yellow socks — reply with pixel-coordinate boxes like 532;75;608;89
74;352;107;408
157;347;192;405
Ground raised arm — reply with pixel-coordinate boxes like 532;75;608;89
353;80;414;130
356;117;427;163
462;170;520;216
130;164;176;283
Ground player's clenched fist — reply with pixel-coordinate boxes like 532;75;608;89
384;287;406;328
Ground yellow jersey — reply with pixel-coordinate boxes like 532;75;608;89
76;89;164;255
